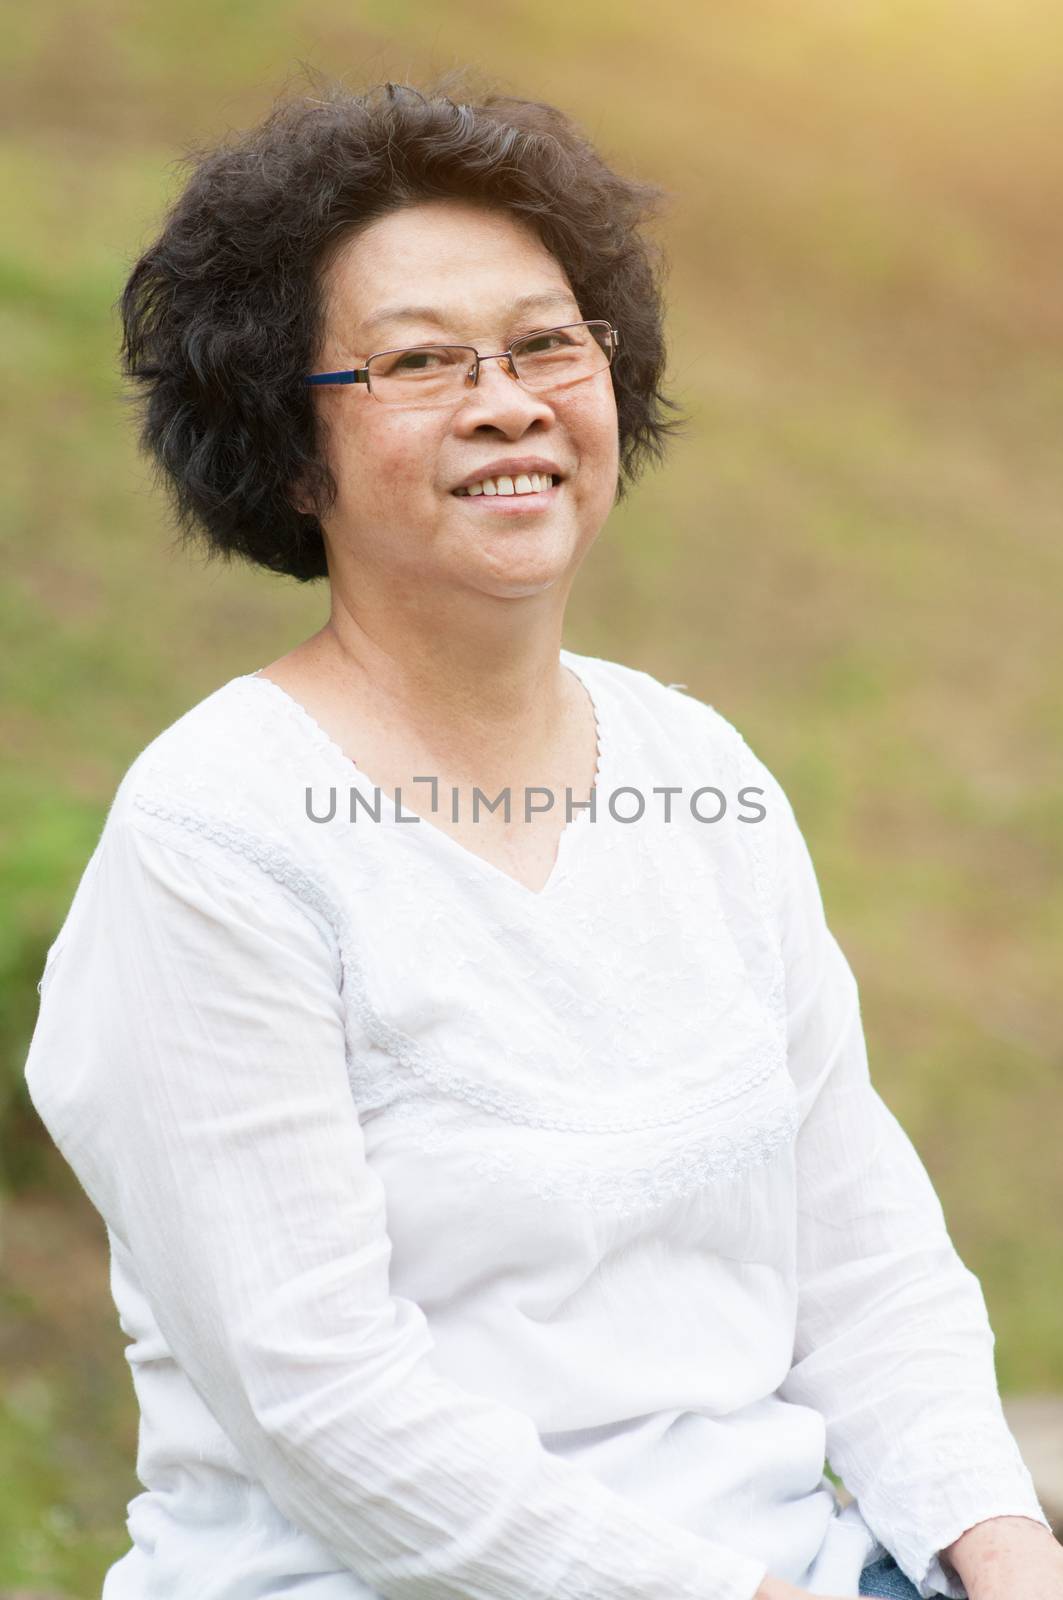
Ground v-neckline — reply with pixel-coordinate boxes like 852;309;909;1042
238;649;608;903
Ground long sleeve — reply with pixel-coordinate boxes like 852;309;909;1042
24;811;769;1600
762;770;1052;1599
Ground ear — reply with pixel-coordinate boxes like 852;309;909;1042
287;472;314;519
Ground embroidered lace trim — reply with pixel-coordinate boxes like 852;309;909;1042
130;793;788;1125
126;661;801;1209
129;790;800;1210
380;1089;800;1216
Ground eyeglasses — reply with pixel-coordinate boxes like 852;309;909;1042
302;320;620;407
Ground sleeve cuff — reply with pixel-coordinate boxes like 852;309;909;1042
868;1473;1053;1599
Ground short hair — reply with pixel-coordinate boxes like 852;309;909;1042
119;74;689;583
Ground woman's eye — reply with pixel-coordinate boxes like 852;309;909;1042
519;332;569;353
394;349;443;370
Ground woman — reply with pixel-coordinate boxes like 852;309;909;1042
23;79;1060;1600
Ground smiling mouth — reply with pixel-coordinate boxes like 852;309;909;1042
452;472;561;499
453;486;559;512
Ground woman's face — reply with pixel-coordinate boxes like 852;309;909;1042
308;199;620;606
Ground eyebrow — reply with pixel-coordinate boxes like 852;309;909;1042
360;290;580;341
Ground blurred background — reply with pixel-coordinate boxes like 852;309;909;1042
1;0;1062;1593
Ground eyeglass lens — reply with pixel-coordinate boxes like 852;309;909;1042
366;322;614;406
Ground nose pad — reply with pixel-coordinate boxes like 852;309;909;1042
465;354;522;389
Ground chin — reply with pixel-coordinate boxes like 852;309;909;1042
471;557;572;598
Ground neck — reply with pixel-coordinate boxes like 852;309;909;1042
311;613;575;781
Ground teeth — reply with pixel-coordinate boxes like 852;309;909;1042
455;472;557;497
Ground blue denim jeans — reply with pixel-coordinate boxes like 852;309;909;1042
859;1552;936;1597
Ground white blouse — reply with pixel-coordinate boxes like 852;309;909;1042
24;648;1049;1600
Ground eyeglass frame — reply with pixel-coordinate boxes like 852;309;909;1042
301;319;621;401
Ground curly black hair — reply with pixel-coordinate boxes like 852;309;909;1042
119;72;689;583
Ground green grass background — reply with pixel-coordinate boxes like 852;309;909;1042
1;0;1061;1592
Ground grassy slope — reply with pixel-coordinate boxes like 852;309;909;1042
1;1;1061;1590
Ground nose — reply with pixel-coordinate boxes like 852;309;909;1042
454;353;556;433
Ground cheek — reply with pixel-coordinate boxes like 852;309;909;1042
329;411;441;504
565;406;619;507
564;381;620;459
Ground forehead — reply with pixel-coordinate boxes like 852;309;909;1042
321;199;578;340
